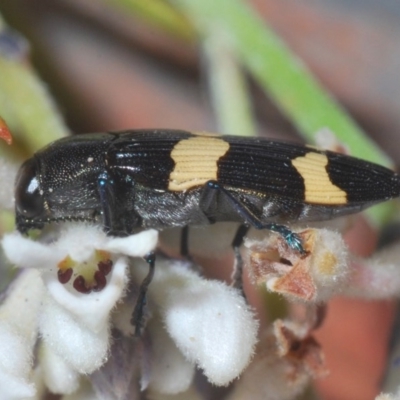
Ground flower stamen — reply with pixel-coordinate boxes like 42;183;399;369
57;268;73;284
73;275;92;294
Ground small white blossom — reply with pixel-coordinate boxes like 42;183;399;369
1;224;158;398
132;258;259;388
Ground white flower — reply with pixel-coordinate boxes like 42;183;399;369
139;259;259;388
1;224;158;398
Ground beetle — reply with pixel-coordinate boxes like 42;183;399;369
15;129;400;237
14;129;400;333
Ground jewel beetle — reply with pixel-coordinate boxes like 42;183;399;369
15;129;400;236
14;129;400;333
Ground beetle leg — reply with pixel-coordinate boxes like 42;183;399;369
131;251;156;337
97;171;117;234
180;225;191;259
231;224;249;296
204;181;306;254
97;171;138;236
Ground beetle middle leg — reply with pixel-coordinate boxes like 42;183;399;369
202;181;306;255
97;170;140;236
131;251;156;337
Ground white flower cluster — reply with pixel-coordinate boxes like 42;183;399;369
4;218;399;399
0;224;259;399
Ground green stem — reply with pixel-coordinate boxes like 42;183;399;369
203;30;256;136
104;0;195;41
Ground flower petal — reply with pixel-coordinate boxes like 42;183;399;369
0;270;45;399
55;224;108;263
0;372;36;399
39;295;109;374
147;317;195;394
39;342;80;395
105;229;158;257
2;232;61;270
139;260;259;386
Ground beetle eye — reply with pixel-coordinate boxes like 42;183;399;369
15;159;45;218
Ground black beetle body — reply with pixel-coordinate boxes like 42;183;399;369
15;129;400;237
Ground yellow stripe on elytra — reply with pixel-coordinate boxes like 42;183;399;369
169;136;229;191
291;152;347;204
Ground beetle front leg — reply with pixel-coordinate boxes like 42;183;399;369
97;171;117;234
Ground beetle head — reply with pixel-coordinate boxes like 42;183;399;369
15;133;114;233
